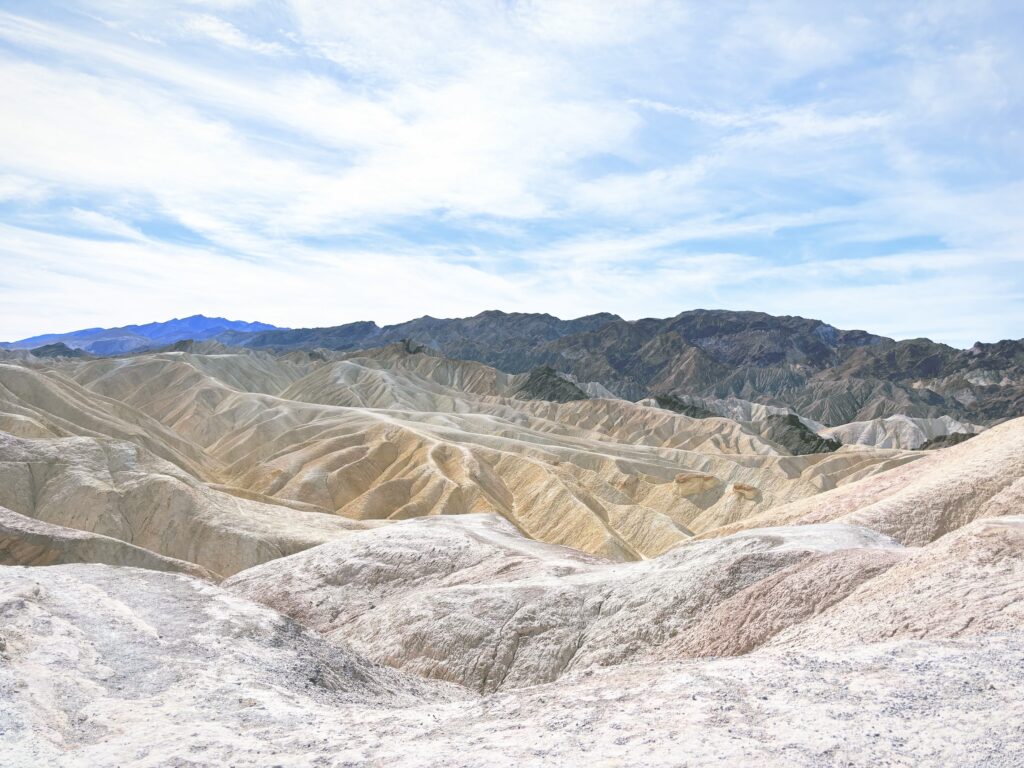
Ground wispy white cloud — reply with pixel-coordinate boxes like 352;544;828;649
0;174;51;203
65;208;147;241
633;100;888;138
0;223;524;338
180;14;289;56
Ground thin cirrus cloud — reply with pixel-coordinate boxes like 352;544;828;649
180;13;290;56
0;0;1022;346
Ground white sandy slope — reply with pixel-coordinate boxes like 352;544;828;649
225;514;907;692
638;394;987;449
1;563;1021;767
820;413;985;449
225;507;1024;693
0;505;212;578
768;515;1024;648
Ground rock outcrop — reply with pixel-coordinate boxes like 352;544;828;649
3;562;1019;767
0;505;212;578
225;514;906;691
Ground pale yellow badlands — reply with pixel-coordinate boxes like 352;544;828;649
0;347;923;561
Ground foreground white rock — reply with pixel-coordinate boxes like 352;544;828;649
1;564;1021;767
225;514;908;692
0;564;458;766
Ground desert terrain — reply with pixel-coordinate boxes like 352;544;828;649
1;312;1022;766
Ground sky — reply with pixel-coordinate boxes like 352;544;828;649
1;1;1023;347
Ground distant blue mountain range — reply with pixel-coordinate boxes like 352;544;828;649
1;315;282;355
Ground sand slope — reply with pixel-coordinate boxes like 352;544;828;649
226;514;909;691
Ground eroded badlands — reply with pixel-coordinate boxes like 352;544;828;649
1;344;1021;766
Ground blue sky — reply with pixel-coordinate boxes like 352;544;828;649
1;1;1022;346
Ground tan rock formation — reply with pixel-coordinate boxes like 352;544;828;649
0;345;1021;767
699;414;1024;545
0;431;371;577
0;505;212;578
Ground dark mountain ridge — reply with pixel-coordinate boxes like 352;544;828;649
221;308;1023;426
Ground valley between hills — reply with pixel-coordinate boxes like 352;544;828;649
1;309;1022;766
